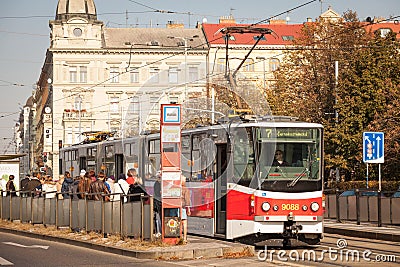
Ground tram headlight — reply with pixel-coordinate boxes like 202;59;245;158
261;202;271;212
310;202;320;212
302;205;308;211
273;205;279;211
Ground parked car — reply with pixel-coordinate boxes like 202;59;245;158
392;191;400;198
340;190;379;197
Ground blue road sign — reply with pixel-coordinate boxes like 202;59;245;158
363;132;384;163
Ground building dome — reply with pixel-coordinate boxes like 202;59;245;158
56;0;97;21
25;96;33;108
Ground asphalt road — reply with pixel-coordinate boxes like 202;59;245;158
1;231;399;267
0;232;169;267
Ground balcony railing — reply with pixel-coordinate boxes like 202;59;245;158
63;110;92;120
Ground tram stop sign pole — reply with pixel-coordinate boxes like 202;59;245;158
160;104;182;244
362;132;384;191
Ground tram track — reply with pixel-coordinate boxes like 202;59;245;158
252;233;400;267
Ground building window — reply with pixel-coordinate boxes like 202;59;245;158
149;68;159;83
217;58;225;73
243;59;254;72
282;35;294;41
69;67;77;83
74;127;80;143
110;96;119;113
73;28;82;37
189;66;198;82
150;96;159;115
66;127;73;144
376;28;391;38
74;96;84;111
269;58;280;72
69;66;87;83
109;67;119;83
223;35;235;41
168;67;178;83
253;35;266;41
130;68;139;83
80;66;87;83
131;96;139;114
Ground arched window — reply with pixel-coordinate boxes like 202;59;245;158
269;58;280;72
243;58;254;72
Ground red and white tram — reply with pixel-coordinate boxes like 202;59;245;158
60;116;324;246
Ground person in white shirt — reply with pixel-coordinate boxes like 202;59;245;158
42;175;57;198
0;175;7;196
114;173;129;202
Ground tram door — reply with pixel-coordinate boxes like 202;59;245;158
115;154;124;178
216;144;228;235
79;157;86;172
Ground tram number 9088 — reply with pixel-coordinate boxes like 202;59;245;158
282;204;299;211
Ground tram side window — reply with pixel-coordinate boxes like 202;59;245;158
104;145;115;177
124;142;139;174
232;128;254;186
86;147;97;171
190;133;209;181
181;135;191;180
145;139;160;179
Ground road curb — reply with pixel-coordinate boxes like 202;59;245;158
0;227;254;260
324;226;400;242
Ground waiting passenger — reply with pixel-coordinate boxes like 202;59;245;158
61;171;74;199
88;171;110;201
126;168;142;185
6;175;16;197
114;173;129;202
42;175;57;199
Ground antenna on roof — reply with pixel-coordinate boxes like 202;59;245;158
319;0;323;15
230;8;235;17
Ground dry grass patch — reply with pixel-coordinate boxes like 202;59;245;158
0;219;171;250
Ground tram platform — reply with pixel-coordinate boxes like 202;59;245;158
324;219;400;242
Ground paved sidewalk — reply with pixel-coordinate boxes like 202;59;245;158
324;219;400;242
0;226;254;260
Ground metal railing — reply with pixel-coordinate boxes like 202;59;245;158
324;189;400;226
0;190;154;240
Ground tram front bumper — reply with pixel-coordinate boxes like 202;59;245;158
254;215;323;222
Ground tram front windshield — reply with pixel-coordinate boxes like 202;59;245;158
257;127;322;191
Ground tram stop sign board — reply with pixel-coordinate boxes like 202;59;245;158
363;132;384;163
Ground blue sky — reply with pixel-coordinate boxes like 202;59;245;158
0;0;399;152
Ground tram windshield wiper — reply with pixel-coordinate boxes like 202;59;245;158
287;167;308;187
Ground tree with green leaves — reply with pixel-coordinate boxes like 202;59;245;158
268;11;400;182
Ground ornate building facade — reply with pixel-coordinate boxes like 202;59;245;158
16;1;400;177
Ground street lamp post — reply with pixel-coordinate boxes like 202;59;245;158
256;57;266;89
168;35;199;102
184;38;188;101
75;96;82;142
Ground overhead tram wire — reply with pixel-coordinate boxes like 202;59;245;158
12;3;395;117
58;12;400;116
49;31;225;105
5;14;399;116
2;2;315;114
250;0;318;27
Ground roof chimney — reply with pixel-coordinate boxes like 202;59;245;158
219;16;236;24
269;19;286;24
306;17;313;23
166;21;184;29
